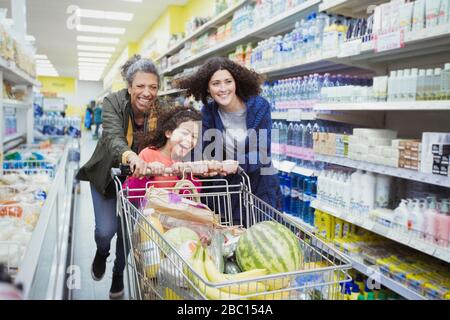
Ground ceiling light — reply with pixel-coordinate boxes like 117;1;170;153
76;24;125;35
76;9;133;21
37;68;59;77
120;0;143;2
78;62;107;66
36;60;52;65
77;36;120;44
77;45;115;52
34;54;48;60
78;57;110;63
78;52;112;58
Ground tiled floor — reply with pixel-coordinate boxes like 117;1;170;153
70;131;128;300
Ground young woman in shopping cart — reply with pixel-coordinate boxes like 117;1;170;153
76;55;165;299
175;57;282;223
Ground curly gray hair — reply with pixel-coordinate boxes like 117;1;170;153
121;54;160;87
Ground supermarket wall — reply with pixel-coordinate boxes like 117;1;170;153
138;0;214;58
38;76;103;116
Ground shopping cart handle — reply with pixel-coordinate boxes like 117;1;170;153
111;164;132;178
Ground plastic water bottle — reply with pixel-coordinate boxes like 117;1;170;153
307;13;317;59
290;172;300;216
304;121;313;149
287;121;295;162
293;122;301;164
279;121;287;161
283;172;292;213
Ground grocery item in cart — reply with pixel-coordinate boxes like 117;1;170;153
144;187;216;225
236;221;303;290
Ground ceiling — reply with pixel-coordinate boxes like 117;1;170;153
0;0;188;80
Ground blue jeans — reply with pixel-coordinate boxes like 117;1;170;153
90;182;127;275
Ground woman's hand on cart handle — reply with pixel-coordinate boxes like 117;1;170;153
146;162;172;176
127;153;148;178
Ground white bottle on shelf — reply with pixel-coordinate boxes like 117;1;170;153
395;70;404;101
433;68;442;100
424;68;435;100
393;199;409;231
344;174;352;211
350;170;363;214
436;200;450;247
375;175;392;208
441;63;450;100
401;69;411;101
424;196;439;243
409;68;419;101
387;70;397;102
361;171;376;214
417;69;427;100
408;199;425;237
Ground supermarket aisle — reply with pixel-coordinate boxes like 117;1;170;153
71;131;126;300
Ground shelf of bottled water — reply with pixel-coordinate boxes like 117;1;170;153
34;114;82;138
262;73;373;112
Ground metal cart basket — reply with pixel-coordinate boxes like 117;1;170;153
112;167;352;300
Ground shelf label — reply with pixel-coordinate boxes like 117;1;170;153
339;39;362;58
409;239;436;255
434;248;450;262
388;230;411;244
375;30;405;53
372;224;388;236
363;220;376;230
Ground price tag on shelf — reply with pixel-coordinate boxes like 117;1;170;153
372;224;388;236
409;239;436;255
339;39;362;58
346;215;356;224
363;220;376;230
388;230;410;244
434;248;450;262
375;30;405;53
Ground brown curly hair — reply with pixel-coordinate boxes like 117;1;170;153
173;57;264;105
140;105;202;151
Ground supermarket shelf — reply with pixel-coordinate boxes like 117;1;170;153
256;56;350;79
314;101;450;111
341;23;450;64
158;88;186;97
3;132;26;145
3;99;31;109
282;211;317;234
311;200;450;264
0;57;39;86
348;256;427;300
271;111;317;121
155;0;250;62
315;154;450;188
319;0;387;18
162;0;321;75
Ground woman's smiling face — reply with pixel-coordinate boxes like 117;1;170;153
208;69;237;108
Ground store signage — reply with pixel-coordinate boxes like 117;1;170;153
375;30;405;53
43;97;65;112
339;39;362;58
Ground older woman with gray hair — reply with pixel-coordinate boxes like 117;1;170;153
77;54;162;299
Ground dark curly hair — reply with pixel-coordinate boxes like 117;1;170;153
121;54;160;87
140;105;202;150
173;57;263;105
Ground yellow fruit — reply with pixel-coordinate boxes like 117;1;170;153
187;244;244;300
203;252;268;295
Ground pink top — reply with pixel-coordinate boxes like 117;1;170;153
123;148;201;202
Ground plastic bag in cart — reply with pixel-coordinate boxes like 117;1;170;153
144;187;217;225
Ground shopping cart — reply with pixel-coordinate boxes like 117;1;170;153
112;165;352;300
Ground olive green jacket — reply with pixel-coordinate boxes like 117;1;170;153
76;88;158;198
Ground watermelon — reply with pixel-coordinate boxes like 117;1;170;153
236;221;301;274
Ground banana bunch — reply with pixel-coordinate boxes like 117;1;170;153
186;243;292;300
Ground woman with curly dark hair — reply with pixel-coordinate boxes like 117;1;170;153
175;57;282;220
